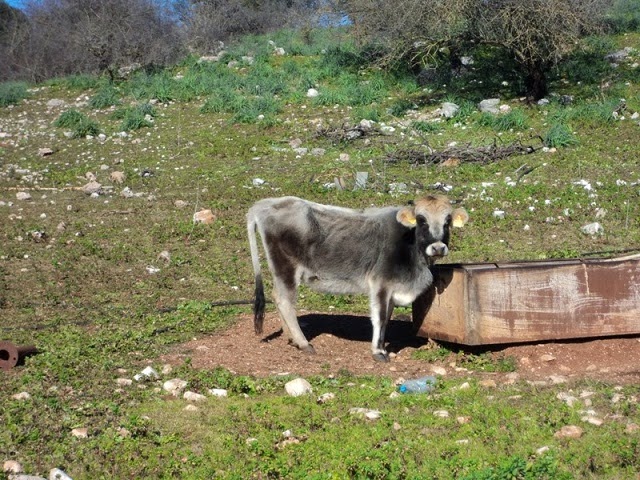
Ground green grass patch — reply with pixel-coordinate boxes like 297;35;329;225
0;81;28;107
89;85;121;109
52;109;101;137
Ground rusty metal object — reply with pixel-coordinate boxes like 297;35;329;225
413;256;640;345
0;341;38;370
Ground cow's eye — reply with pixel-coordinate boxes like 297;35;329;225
444;215;452;227
416;215;427;226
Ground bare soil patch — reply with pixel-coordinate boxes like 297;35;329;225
165;312;640;385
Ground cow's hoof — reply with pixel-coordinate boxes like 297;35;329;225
300;344;316;355
373;352;390;363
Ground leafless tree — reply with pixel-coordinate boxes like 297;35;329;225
342;0;612;99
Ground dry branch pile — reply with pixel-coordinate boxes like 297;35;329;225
384;140;542;166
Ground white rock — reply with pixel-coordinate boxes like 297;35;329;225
536;446;550;455
434;410;450;418
273;47;285;56
71;427;88;438
440;102;459;118
116;378;133;386
540;354;556;362
493;210;506;219
306;88;319;98
478;98;500;113
38;148;54;157
359;119;374;129
208;388;228;397
174;200;189;209
252;178;265;186
554;425;583;439
47;99;66;108
163;378;188;396
549;375;568;384
285;378;313;397
183;404;199;412
456;439;469;445
134;366;159;381
349;408;380;420
183;391;207;402
317;392;336;404
3;460;23;473
49;468;73;480
11;392;31;401
157;251;171;263
193;209;216;224
110;171;125;184
431;366;447;376
582;415;604;426
16;192;32;201
581;222;603;235
82;181;102;195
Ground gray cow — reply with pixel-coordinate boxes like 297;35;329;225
247;194;468;362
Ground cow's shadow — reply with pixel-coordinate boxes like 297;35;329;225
263;313;429;353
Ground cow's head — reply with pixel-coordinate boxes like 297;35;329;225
396;194;468;261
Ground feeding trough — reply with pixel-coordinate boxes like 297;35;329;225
412;254;640;345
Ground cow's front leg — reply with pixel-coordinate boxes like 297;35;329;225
369;288;394;362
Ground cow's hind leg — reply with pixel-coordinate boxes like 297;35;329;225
370;288;394;362
273;279;315;354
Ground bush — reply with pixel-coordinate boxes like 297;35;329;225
53;109;100;138
114;103;156;131
89;85;121;109
543;123;578;148
0;81;28;107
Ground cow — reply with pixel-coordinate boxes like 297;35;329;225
247;194;468;362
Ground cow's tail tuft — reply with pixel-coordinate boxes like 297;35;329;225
247;209;265;334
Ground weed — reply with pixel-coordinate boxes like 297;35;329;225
456;352;518;372
411;120;441;133
114;103;156;131
389;98;415;117
543;123;579;147
0;81;28;107
53;109;101;137
477;109;529;131
89;85;121;109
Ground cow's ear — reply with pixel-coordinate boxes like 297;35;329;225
451;208;469;228
397;207;417;228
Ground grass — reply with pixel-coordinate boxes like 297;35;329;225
1;26;640;479
0;81;28;107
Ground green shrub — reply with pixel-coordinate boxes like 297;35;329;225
411;120;441;133
115;103;156;131
89;86;121;109
53;109;100;138
0;82;28;107
477;109;528;131
388;98;415;117
543;123;579;148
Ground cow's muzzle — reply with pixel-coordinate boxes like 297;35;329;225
426;242;448;258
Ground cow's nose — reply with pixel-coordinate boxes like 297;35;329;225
427;242;448;257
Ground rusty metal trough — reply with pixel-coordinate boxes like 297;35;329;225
0;341;38;371
412;254;640;345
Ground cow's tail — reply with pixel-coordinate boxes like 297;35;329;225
247;209;265;334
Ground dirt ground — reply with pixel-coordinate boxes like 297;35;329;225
165;311;640;385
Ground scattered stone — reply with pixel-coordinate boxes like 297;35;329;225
478;98;500;114
625;423;639;434
581;415;604;426
146;266;160;274
71;427;88;439
537;98;550;106
157;251;171;263
479;379;497;388
554;425;583;439
549;375;568;384
117;427;131;438
134;366;159;382
536;446;550;455
208;388;228;397
359;119;374;129
82;181;102;195
389;391;401;399
457;416;470;424
47;99;66;108
252;178;265;187
3;460;23;473
85;172;96;181
581;222;603;235
317;392;335;404
354;171;368;190
557;392;579;407
433;410;450;418
11;391;31;401
38;148;54;157
174;200;189;209
493;210;506;219
183;404;199;412
163;378;188;396
116;378;133;387
49;468;73;480
456;439;469;445
311;148;326;156
440;102;459;118
285;378;313;397
273;47;285;56
16;192;32;201
193;209;216;224
431;366;447;376
339;153;350;162
540;354;556;362
110;171;125;184
389;182;409;196
183;391;207;402
307;88;319;98
458;382;471;390
349;408;381;420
